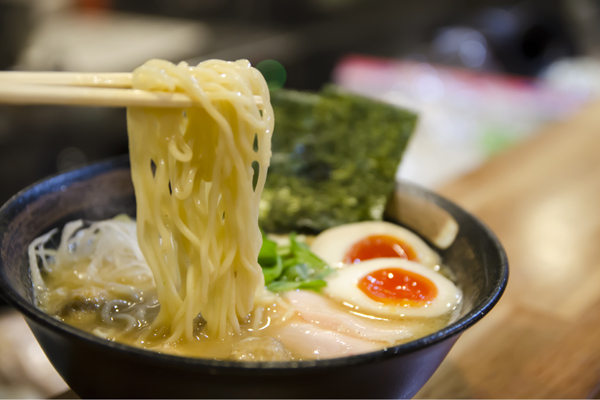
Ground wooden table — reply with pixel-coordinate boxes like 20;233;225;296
415;101;600;399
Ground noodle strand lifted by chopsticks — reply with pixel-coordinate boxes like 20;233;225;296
127;59;274;340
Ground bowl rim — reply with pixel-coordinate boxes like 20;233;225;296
0;155;509;372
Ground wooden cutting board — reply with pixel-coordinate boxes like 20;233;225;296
415;100;600;399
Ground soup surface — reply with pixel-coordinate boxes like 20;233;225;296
30;218;461;361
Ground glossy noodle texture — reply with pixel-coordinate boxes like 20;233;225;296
126;59;274;340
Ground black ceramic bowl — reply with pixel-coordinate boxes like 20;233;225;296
0;156;508;399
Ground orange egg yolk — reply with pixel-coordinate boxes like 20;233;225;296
358;268;437;305
344;235;417;264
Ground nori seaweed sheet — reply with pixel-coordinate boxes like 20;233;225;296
259;86;417;233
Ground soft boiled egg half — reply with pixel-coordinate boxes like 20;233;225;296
310;221;441;269
324;258;461;318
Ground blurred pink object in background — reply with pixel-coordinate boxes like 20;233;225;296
334;55;589;188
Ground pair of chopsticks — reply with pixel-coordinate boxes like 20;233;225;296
0;72;263;108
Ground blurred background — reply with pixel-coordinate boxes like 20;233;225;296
1;0;600;200
1;0;600;397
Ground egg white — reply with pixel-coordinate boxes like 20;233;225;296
324;258;461;318
310;221;441;269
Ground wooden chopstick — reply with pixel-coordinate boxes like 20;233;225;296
0;72;264;108
0;72;133;88
0;82;201;108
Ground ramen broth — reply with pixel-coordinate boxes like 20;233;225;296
36;225;457;361
51;276;453;361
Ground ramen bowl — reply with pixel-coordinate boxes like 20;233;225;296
0;156;508;399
